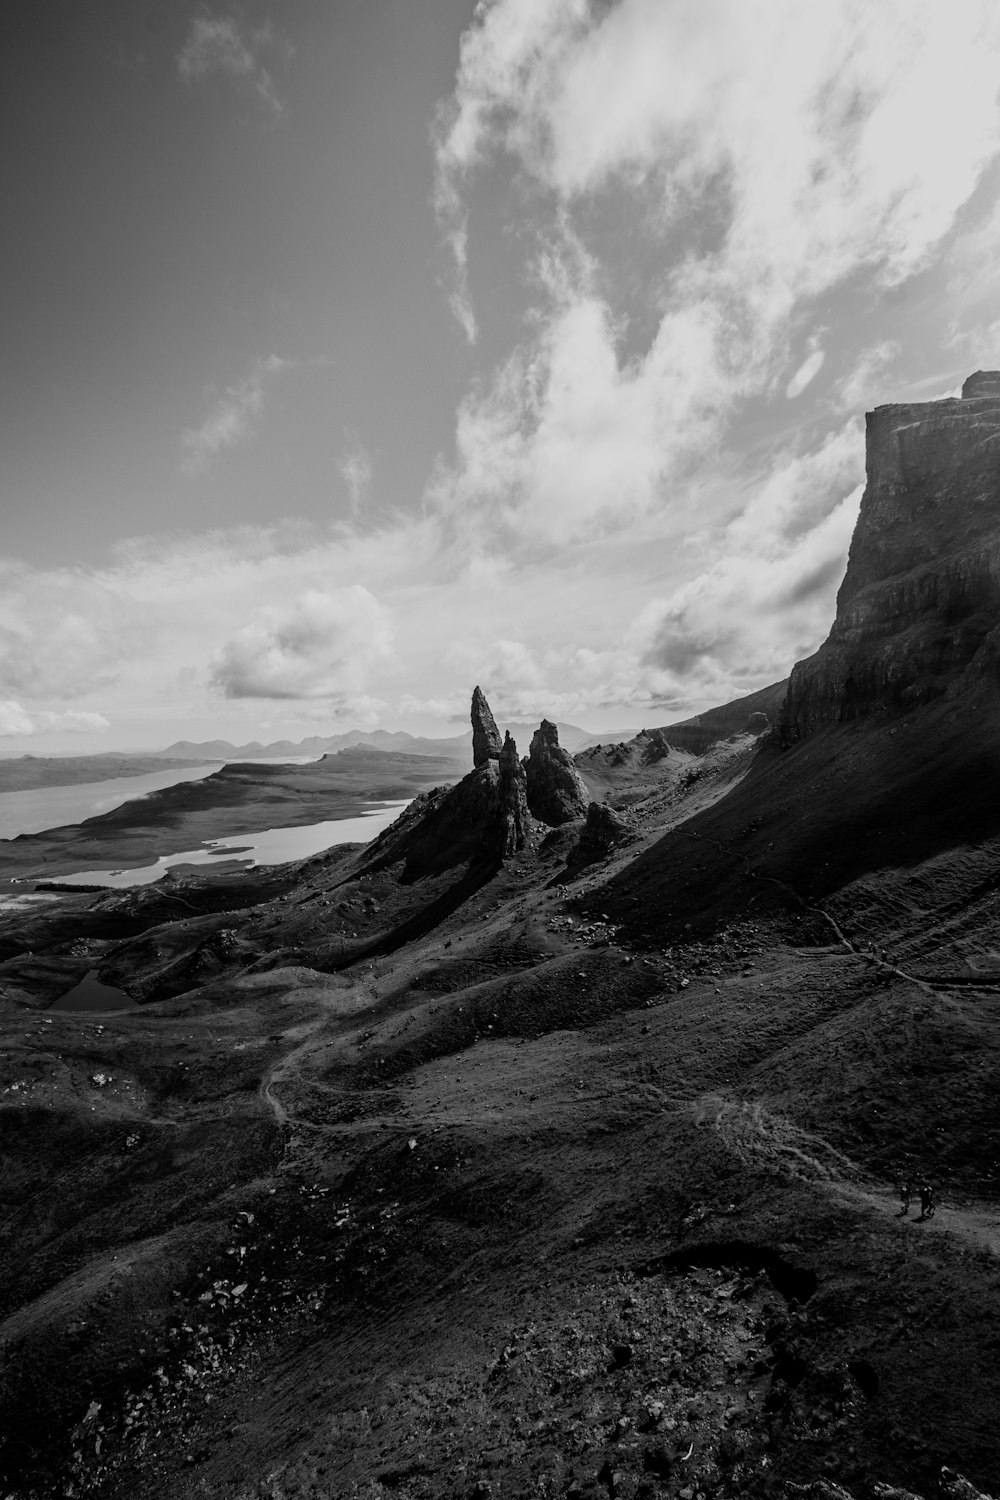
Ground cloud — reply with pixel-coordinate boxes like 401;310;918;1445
431;0;1000;550
429;293;733;549
637;423;864;692
830;341;901;413
209;586;394;699
181;355;290;476
786;347;825;399
177;13;290;118
0;563;150;700
441;0;1000;282
338;432;373;517
0;700;110;737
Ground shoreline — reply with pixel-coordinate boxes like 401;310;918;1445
0;749;458;884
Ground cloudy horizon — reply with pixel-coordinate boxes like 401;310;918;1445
3;0;999;753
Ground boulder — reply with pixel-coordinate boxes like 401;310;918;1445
523;719;590;825
571;801;633;863
471;686;502;767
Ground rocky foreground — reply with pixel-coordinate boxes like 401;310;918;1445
4;381;1000;1499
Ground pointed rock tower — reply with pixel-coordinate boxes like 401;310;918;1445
490;730;530;858
471;685;502;767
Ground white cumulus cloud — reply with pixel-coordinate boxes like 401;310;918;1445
637;423;865;694
209;586;395;700
0;700;111;737
0;563;149;700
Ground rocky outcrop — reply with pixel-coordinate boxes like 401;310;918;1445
490;731;530;858
962;370;1000;400
365;692;529;876
471;685;502;767
523;719;590;825
572;801;633;863
783;375;1000;737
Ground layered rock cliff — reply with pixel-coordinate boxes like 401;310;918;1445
523;719;590;825
783;372;1000;737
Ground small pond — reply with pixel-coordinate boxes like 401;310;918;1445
50;969;137;1013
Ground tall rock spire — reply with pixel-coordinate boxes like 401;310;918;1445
471;685;502;767
490;731;530;858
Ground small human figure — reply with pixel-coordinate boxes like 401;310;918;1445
918;1183;935;1220
881;948;889;968
900;1180;911;1216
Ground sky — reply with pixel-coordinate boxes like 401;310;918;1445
3;0;1000;753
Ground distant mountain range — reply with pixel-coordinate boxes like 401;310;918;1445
149;722;622;762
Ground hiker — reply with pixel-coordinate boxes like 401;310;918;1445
900;1179;911;1215
918;1183;936;1220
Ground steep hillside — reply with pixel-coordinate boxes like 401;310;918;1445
4;384;1000;1500
650;679;788;754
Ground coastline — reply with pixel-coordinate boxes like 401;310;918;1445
0;749;459;884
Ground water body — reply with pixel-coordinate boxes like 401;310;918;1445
55;799;411;889
0;755;322;841
51;969;136;1012
0;764;221;840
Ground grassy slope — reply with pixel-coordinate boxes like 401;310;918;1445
2;699;1000;1496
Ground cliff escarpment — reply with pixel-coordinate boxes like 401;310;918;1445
784;371;1000;736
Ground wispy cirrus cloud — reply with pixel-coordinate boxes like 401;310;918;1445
178;12;291;119
338;432;373;517
181;354;290;476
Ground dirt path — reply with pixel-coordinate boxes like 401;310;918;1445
258;1016;331;1128
696;1091;1000;1257
682;826;966;994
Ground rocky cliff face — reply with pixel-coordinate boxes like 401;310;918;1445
523;719;590;826
783;373;1000;737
